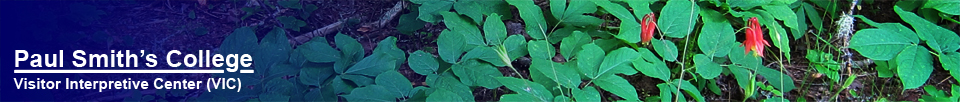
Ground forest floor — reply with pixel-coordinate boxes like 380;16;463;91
57;0;960;101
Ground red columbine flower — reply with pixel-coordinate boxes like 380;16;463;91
742;17;770;57
641;13;657;45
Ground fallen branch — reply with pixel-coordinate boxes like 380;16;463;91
289;21;343;45
358;1;405;33
288;1;404;45
377;1;405;27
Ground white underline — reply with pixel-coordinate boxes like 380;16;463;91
239;70;254;73
13;69;229;73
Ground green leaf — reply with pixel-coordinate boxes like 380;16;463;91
375;70;413;98
344;54;398;77
483;13;507;45
594;75;639;101
397;11;426;35
555;96;571;102
440;12;485;46
532;59;581;89
341;85;394;102
755;66;796;92
299;67;330;86
269;57;299;77
896;0;923;11
551;0;602;26
187;10;197;19
637;47;660;62
672;79;706;102
923;0;960;15
849;29;914;60
426;74;475;101
593;0;641;43
895;6;960;53
626;0;656;19
496;77;554;102
793;4;807;39
278;0;301;9
762;97;787;102
698;9;736;57
411;0;453;23
594;39;623;52
408;86;427;100
259;93;291;101
194;27;208;36
548;27;577;44
301;4;318;18
277;16;306;31
427;89;464;101
729;42;763;69
504;35;529;60
859;22;918;47
461;46;506;66
335;33;364;73
707;80;723;95
365;37;405;66
657;83;674;102
454;0;484;24
762;4;799;38
437;30;465;63
578;43;605;78
573;86;601;102
766;18;792;59
659;0;700;38
598;47;640;77
500;94;539;101
342;74;375;86
506;0;549;39
694;54;722;79
749;10;791;59
876;61;895;78
727;0;772;9
652;39;679;62
854;15;920;43
455;0;512;23
220;27;258;56
807;50;841;82
528;40;556;60
529;63;560;96
330;76;353;94
263;78;296;95
297;37;340;63
479;0;514;20
633;51;671;81
896;45;934;89
942;52;960;82
803;3;823;33
255;28;292;74
452;60;504;89
815;64;840;82
408;51;439;75
728;66;754;94
560;31;592;60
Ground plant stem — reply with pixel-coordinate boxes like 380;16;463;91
941;15;960;24
496;45;525;79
